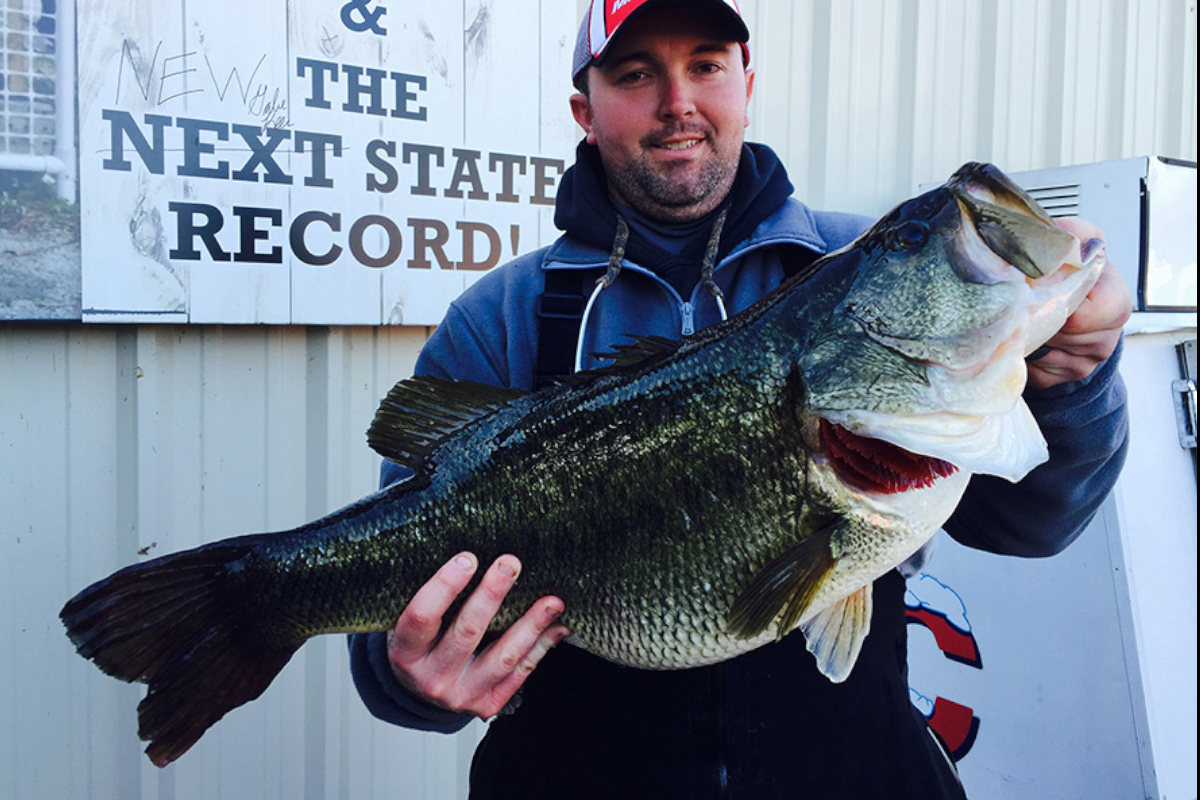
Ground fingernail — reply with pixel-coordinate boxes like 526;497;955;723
1026;344;1054;361
496;559;519;579
455;554;475;572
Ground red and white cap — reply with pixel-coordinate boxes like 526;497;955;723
572;0;750;89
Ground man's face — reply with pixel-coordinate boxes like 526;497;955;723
570;9;755;223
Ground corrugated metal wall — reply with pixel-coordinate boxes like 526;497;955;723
743;0;1197;217
2;324;491;800
2;1;1196;798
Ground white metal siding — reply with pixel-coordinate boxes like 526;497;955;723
3;0;1197;798
742;0;1197;216
2;325;486;799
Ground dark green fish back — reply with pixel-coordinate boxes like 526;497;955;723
349;327;836;665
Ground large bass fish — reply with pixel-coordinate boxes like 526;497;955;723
61;163;1105;766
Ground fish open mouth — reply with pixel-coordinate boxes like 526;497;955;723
950;164;1073;280
819;419;957;494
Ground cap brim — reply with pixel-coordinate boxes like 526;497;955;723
581;0;750;77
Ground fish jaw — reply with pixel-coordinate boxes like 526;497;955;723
948;161;1107;355
948;161;1076;280
819;399;1048;484
862;228;1104;481
1021;236;1106;354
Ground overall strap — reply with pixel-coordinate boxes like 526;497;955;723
534;269;597;387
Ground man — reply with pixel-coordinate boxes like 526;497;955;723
349;1;1131;796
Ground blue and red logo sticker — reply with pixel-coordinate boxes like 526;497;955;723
906;573;982;761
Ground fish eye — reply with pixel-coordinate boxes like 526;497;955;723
890;220;930;250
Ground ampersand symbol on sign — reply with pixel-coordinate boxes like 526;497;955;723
340;0;387;35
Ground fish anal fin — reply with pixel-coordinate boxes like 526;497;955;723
367;376;526;470
727;523;838;641
800;584;873;683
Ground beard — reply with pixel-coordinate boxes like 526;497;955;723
602;126;742;222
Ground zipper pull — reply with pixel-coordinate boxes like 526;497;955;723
681;302;695;336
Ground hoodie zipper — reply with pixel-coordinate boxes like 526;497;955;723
681;301;696;336
565;233;786;366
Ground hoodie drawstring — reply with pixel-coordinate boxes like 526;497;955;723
573;209;731;374
575;214;630;373
699;208;730;321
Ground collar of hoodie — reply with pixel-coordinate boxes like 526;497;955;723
551;139;799;373
553;140;797;276
571;208;731;373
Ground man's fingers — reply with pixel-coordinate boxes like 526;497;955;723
1054;215;1103;242
428;555;524;668
389;552;479;657
474;597;567;678
1026;221;1130;391
1057;260;1132;336
474;608;573;718
384;553;571;717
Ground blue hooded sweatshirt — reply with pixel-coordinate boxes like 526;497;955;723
348;142;1128;799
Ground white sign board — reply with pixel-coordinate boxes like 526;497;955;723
78;0;577;324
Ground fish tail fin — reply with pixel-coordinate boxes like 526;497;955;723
59;540;300;767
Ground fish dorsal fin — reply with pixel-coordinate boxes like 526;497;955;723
601;335;680;368
367;376;526;470
727;522;839;641
557;335;683;387
800;585;872;683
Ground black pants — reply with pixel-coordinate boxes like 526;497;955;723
468;570;967;800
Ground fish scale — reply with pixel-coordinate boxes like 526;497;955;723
60;163;1106;766
403;337;813;667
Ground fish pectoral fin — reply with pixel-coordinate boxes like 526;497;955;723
368;376;527;470
727;522;838;641
800;585;873;683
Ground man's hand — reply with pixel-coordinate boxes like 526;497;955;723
386;552;571;719
1026;217;1133;391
